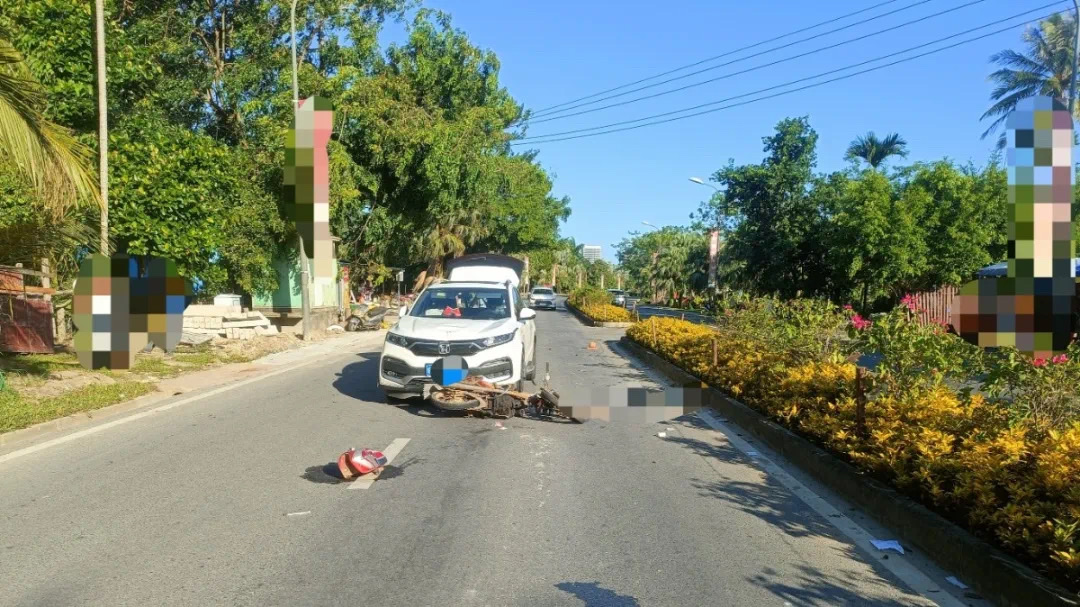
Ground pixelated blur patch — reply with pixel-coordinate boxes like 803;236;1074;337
951;95;1078;359
430;355;469;386
285;95;334;279
72;254;193;370
556;386;706;422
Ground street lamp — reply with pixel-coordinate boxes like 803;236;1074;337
290;0;312;340
689;177;719;191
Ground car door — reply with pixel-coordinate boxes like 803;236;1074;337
512;287;535;364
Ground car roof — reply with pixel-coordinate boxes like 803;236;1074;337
423;281;509;290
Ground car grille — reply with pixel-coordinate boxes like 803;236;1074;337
409;340;482;356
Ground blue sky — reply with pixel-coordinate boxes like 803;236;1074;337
381;0;1062;262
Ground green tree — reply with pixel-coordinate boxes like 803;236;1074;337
108;116;285;295
981;13;1078;149
827;170;925;311
711;116;826;299
845;131;908;169
894;160;1008;292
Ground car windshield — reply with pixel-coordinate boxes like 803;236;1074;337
532;289;553;295
410;287;510;320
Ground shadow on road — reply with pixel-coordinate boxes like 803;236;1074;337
301;462;346;485
747;561;926;606
661;418;839;540
554;581;640;607
331;351;383;402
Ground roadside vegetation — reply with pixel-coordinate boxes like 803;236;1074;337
629;294;1080;591
567;286;631;323
0;334;309;433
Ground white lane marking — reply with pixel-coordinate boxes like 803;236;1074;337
348;438;411;490
0;353;332;466
696;409;966;607
286;511;311;517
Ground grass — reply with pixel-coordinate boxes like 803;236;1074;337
0;380;156;433
0;351;82;379
0;332;308;434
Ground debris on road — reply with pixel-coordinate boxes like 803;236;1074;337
870;539;905;554
326;324;345;333
336;448;388;481
657;431;667;438
587;341;598;350
945;576;968;589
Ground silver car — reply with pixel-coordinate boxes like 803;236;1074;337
529;286;557;310
607;289;626;307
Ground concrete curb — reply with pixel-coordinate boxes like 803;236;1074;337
564;301;633;328
620;335;1079;607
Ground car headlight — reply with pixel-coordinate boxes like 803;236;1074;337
476;330;517;348
386;332;411;348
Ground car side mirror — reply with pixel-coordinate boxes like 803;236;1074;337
519;308;536;321
399;305;408;317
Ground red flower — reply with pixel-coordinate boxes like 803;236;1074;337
1053;354;1069;365
851;314;872;330
899;293;919;312
1033;358;1048;367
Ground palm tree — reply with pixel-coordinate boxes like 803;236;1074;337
845;132;909;169
411;205;490;291
0;39;100;218
981;13;1077;149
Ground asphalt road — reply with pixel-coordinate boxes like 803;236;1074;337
0;301;984;607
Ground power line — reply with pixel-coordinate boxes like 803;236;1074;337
529;0;938;118
531;0;922;115
512;8;1062;146
528;0;992;125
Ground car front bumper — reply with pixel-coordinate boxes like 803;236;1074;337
529;298;557;308
378;340;523;396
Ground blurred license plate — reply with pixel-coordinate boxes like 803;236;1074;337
424;363;432;377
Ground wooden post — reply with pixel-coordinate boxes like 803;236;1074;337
712;338;718;367
43;258;64;343
855;366;867;439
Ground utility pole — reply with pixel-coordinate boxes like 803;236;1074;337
1071;0;1080;116
291;0;312;340
94;0;108;253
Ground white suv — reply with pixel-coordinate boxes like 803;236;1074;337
378;255;537;401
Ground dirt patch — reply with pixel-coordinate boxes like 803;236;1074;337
208;333;306;363
17;369;117;400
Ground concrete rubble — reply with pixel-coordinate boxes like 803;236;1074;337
181;304;278;342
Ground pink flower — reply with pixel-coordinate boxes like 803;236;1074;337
1053;354;1069;365
899;293;919;312
851;314;872;331
1033;358;1048;367
843;304;853;311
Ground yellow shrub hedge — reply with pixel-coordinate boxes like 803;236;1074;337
628;316;1080;590
579;303;631;323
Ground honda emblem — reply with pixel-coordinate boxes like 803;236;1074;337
438;342;450;355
